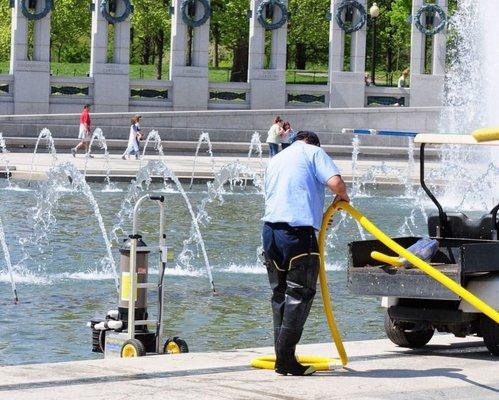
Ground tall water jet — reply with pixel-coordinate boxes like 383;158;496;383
247;131;264;169
190;132;215;189
110;160;216;292
140;130;165;161
0;216;19;303
437;0;498;209
351;135;361;197
0;132;13;188
194;161;264;229
28;128;57;185
24;162;119;291
84;128;114;190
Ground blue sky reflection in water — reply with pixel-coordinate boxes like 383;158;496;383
0;180;430;365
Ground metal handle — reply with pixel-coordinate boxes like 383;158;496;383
132;194;165;235
149;195;165;202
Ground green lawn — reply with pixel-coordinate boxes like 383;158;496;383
0;60;397;86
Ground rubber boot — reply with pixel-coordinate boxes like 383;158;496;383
264;253;287;354
275;328;316;376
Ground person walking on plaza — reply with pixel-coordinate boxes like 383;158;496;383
396;68;410;106
266;116;284;157
122;115;143;160
261;131;350;376
280;121;296;150
72;104;92;157
397;68;410;88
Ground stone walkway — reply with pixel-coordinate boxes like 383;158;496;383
0;335;497;400
3;152;431;185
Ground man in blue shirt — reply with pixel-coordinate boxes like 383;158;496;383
262;131;349;376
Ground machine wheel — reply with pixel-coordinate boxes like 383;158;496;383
121;339;146;358
164;337;189;354
384;312;434;348
480;315;499;356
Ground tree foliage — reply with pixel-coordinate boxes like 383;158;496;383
0;0;459;82
0;3;11;62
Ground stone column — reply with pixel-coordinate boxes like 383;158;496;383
247;0;287;110
328;0;367;108
10;0;51;114
409;0;447;107
90;0;130;112
169;0;210;110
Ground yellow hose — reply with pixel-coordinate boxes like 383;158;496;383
370;251;403;267
250;355;343;371
252;200;499;371
251;202;350;370
472;128;499;142
335;201;499;324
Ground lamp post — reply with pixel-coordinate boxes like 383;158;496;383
369;2;380;86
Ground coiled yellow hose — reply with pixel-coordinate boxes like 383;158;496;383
252;200;499;371
251;200;349;371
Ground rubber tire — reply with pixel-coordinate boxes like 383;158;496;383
121;338;146;358
384;311;434;348
480;315;499;356
164;336;189;354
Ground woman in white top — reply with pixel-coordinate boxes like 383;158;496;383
266;116;284;157
122;115;143;160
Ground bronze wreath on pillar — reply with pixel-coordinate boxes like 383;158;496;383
335;0;367;34
100;0;133;24
414;3;447;36
257;0;288;30
180;0;211;28
20;0;53;21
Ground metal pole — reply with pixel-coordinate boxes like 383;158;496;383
371;18;377;86
128;237;137;340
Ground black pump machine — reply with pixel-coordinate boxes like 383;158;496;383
89;194;188;358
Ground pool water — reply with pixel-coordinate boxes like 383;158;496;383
0;180;431;365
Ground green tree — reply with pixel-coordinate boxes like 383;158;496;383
50;0;91;64
131;0;171;79
288;0;330;70
0;3;11;63
210;0;249;81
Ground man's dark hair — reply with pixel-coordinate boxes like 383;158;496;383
294;131;321;147
84;104;91;109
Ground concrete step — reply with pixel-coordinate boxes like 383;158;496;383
2;137;439;159
0;335;495;400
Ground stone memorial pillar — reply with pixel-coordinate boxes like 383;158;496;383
410;0;447;107
247;0;288;110
90;0;131;112
10;0;51;114
169;0;210;110
328;0;367;108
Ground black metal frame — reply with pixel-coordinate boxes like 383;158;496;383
420;142;499;237
420;143;448;237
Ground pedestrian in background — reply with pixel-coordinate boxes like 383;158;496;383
280;121;295;150
72;104;92;157
122;115;143;160
266;116;284;157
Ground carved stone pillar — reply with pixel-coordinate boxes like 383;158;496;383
410;0;447;107
10;0;51;114
247;0;288;110
90;0;131;112
169;0;210;110
328;0;367;108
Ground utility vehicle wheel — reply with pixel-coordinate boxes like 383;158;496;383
121;339;146;358
164;337;189;354
384;312;434;348
480;315;499;356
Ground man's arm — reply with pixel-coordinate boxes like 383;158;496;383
326;175;350;203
